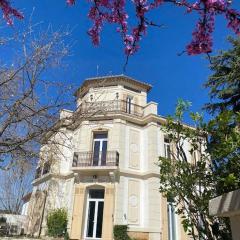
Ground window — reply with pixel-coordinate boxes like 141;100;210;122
164;136;171;159
193;151;198;165
167;199;177;240
42;161;51;175
85;189;105;239
92;132;108;166
35;161;51;179
89;189;105;199
35;167;41;179
126;96;133;114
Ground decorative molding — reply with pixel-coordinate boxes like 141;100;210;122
128;179;140;225
32;172;74;186
128;227;162;233
129;129;140;170
74;75;152;98
119;169;159;179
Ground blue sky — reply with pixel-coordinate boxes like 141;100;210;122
7;0;236;123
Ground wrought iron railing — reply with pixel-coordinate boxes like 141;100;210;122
72;151;119;167
78;100;143;117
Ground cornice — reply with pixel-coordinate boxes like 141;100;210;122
69;112;167;130
119;169;160;179
32;172;74;186
128;227;162;233
74;75;152;98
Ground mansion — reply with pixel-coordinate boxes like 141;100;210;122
26;75;192;240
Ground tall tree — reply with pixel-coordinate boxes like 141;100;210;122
0;20;125;171
205;37;240;114
205;37;240;195
159;99;231;240
208;111;240;195
0;23;74;170
159;39;240;238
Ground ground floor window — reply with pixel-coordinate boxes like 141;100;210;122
167;200;177;240
85;189;105;239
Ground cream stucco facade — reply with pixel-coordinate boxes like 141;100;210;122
27;75;191;240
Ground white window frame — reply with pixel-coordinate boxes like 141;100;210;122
92;133;108;166
84;190;105;240
164;137;171;159
126;96;133;114
167;201;177;240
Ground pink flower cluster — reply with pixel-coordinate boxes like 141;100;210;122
226;9;240;34
0;0;23;25
185;0;238;55
67;0;240;56
66;0;76;4
1;0;240;56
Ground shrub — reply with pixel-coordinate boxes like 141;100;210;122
64;231;69;240
0;217;7;223
47;208;68;237
114;225;132;240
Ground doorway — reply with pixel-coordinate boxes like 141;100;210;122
84;189;105;239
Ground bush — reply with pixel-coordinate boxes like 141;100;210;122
114;225;132;240
47;208;68;237
0;217;7;223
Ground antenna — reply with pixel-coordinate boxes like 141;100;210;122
96;65;99;76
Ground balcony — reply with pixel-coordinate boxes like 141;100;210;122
79;100;143;117
72;151;119;172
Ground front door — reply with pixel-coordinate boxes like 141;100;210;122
85;189;105;240
93;133;108;166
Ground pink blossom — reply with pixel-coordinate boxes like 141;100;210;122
0;0;23;25
66;0;75;5
1;0;240;56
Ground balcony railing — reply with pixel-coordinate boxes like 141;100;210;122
79;100;143;117
72;151;119;168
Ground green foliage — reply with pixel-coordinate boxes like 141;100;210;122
204;37;240;114
113;225;132;240
175;99;192;120
159;99;231;240
204;38;240;194
0;217;6;223
208;111;240;194
64;231;70;240
47;208;68;237
159;37;240;240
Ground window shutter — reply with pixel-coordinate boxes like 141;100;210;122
122;93;127;112
70;184;86;240
134;97;139;115
102;184;115;240
161;197;169;240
